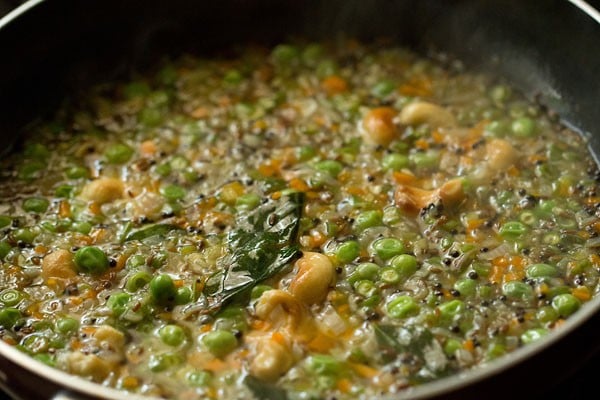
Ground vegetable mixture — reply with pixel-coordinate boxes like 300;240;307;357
1;41;600;399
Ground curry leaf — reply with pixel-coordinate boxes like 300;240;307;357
374;324;434;363
203;192;304;310
124;224;181;242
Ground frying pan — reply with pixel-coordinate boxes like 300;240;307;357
1;0;600;399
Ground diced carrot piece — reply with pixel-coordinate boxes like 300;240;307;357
392;171;417;185
350;363;379;379
140;140;157;155
289;178;310;192
572;286;591;301
322;75;348;96
414;138;429;150
271;332;287;346
463;339;474;352
336;378;352;393
59;200;71;218
307;332;337;353
204;358;228;372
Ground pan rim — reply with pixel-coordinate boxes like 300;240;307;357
0;0;599;399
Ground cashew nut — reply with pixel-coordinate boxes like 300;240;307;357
485;138;517;172
289;252;335;305
249;339;293;382
399;101;456;129
93;325;125;353
81;177;124;204
255;289;304;327
41;249;77;282
361;107;398;146
65;352;114;382
394;178;464;213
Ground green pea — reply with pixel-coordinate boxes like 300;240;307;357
175;286;193;305
55;317;79;335
371;237;404;260
65;166;89;179
14;228;37;244
126;254;146;269
18;161;45;180
382;153;409;171
148;353;183;372
23;197;49;213
478;284;493;299
155;163;171;176
104;143;134;164
74;246;109;275
169;156;189;170
486;343;506;360
126;271;151;292
223;69;243;85
354;280;377;297
107;292;130;316
379;267;401;284
124;81;151;98
55;185;74;198
0;216;11;228
519;211;537;226
511;117;536;137
536;306;559;323
160;184;186;201
216;306;248;332
0;289;23;307
371;80;396;98
454;279;476;297
306;354;342;376
552;293;580;317
71;221;92;235
302;44;324;66
526;263;559;279
315;160;343;177
444;338;462;356
159;324;186;346
202;330;238;358
251;285;273;300
336;240;360;263
139;108;162;127
0;242;11;260
186;370;212;387
521;328;548;345
502;281;534;301
316;59;338;78
390;254;418;277
354;210;383;231
235;193;261;211
353;263;380;281
150;274;177;304
271;44;299;64
387;295;420;318
150;251;168;269
33;353;55;367
499;221;527;239
297;146;316;161
24;143;50;159
438;300;465;321
410;150;439;169
489;85;512;103
0;308;21;328
21;333;49;354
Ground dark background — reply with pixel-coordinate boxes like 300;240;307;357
0;0;599;399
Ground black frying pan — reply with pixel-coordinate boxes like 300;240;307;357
1;1;600;399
